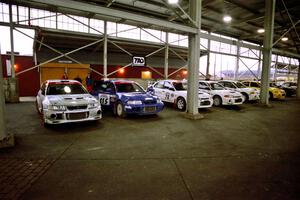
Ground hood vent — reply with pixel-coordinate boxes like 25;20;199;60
64;97;84;100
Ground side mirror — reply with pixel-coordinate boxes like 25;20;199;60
169;87;175;91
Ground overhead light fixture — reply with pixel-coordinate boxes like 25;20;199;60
257;29;265;33
281;37;288;41
223;15;232;23
168;0;178;4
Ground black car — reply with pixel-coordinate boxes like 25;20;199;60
272;82;297;97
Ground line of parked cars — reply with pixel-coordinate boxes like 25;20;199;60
36;78;296;126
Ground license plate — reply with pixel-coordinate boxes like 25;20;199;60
67;112;88;120
144;106;156;112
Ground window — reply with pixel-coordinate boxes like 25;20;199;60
250;82;260;88
115;82;145;93
199;82;209;90
164;81;173;89
47;83;87;95
172;82;186;91
93;81;115;93
154;81;164;89
224;82;235;88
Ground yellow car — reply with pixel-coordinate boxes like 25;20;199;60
241;81;286;100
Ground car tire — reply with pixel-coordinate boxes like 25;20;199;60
213;96;222;107
116;101;126;118
35;100;41;114
176;97;186;111
269;92;273;100
242;93;249;102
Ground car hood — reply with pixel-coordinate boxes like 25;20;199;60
118;92;158;101
170;90;211;99
46;94;97;105
269;87;284;93
236;87;258;93
203;89;242;96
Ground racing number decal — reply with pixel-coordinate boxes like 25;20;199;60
98;94;110;105
165;92;170;100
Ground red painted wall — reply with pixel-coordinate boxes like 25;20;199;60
1;57;188;96
90;65;188;80
1;55;40;97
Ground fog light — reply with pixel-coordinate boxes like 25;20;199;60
50;114;57;119
97;110;101;115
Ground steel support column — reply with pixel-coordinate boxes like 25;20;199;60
186;0;202;118
9;4;15;78
260;0;276;105
206;35;211;78
297;59;300;99
0;44;7;141
273;55;278;81
103;21;108;79
234;41;240;80
164;33;169;79
257;47;262;79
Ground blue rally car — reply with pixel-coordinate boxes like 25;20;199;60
90;80;164;117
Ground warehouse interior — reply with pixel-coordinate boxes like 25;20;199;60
0;0;300;199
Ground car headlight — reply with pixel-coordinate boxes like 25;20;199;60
88;102;100;109
250;92;255;94
48;105;66;111
127;100;143;105
224;95;233;98
156;98;163;104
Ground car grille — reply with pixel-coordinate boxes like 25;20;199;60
144;106;156;112
200;101;211;106
144;100;156;104
201;98;209;101
67;112;89;120
67;105;87;110
234;96;241;98
235;98;243;103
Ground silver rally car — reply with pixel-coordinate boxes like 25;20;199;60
36;80;102;126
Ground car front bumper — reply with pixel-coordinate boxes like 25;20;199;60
124;103;164;115
248;93;260;101
198;99;213;108
222;97;243;105
43;108;102;124
273;92;286;99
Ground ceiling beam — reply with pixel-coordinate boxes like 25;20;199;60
23;0;197;34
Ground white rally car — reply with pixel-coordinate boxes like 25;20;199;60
218;80;260;102
198;81;244;106
147;79;213;111
36;80;102;126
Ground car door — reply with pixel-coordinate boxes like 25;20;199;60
37;82;46;112
224;82;236;90
163;81;175;103
153;81;165;99
199;82;211;94
96;81;115;106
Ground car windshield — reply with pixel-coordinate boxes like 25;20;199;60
209;83;225;90
115;82;145;93
47;83;88;95
235;82;247;88
172;82;187;91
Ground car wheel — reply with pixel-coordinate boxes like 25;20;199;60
176;97;186;111
269;92;273;100
116;101;126;117
35;100;41;114
242;93;249;102
213;96;222;107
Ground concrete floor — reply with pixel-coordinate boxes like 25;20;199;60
1;99;300;199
